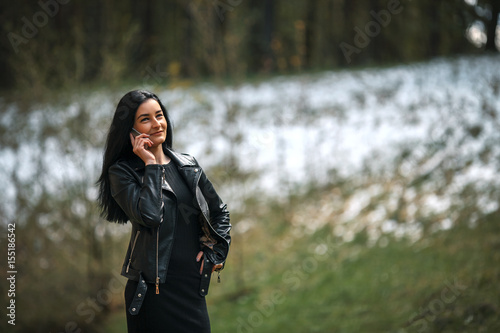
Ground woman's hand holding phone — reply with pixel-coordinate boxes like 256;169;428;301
130;129;156;164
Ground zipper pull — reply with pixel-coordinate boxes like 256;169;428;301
217;270;221;283
156;277;160;294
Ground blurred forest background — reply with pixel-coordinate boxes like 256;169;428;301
0;0;499;94
1;0;500;332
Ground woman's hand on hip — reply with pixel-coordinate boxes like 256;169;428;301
196;251;223;274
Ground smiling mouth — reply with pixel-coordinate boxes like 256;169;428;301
151;130;164;136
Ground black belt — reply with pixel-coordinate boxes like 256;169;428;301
199;258;213;296
128;273;148;316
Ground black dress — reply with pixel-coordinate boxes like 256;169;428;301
125;161;211;333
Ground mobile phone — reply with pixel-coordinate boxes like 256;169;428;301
131;128;143;138
131;128;149;149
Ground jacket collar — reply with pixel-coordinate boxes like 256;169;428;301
166;148;197;168
126;147;197;171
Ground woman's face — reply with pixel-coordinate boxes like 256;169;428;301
133;99;168;147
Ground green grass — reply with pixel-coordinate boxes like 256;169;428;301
103;209;500;333
102;311;127;333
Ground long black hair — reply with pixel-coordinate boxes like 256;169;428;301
96;90;173;223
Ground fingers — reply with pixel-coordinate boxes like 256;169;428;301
130;132;152;147
196;251;223;274
197;251;204;275
130;133;153;153
212;263;223;273
130;133;156;164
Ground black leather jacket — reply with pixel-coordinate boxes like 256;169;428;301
108;148;231;293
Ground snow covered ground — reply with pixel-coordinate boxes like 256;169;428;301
1;55;500;233
166;55;500;198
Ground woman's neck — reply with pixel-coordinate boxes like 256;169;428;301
149;145;171;164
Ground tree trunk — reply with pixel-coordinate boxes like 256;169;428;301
304;0;317;69
428;0;441;56
263;0;275;72
181;3;196;77
485;1;499;52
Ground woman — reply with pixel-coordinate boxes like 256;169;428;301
96;90;231;333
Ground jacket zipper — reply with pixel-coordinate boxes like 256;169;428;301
126;230;141;273
155;226;160;294
156;166;165;294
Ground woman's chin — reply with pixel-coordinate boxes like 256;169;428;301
151;138;166;148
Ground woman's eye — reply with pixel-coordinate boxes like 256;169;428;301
141;118;149;122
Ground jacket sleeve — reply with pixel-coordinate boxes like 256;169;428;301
109;162;164;228
196;162;232;267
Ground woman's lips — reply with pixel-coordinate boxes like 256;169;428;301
151;130;164;136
